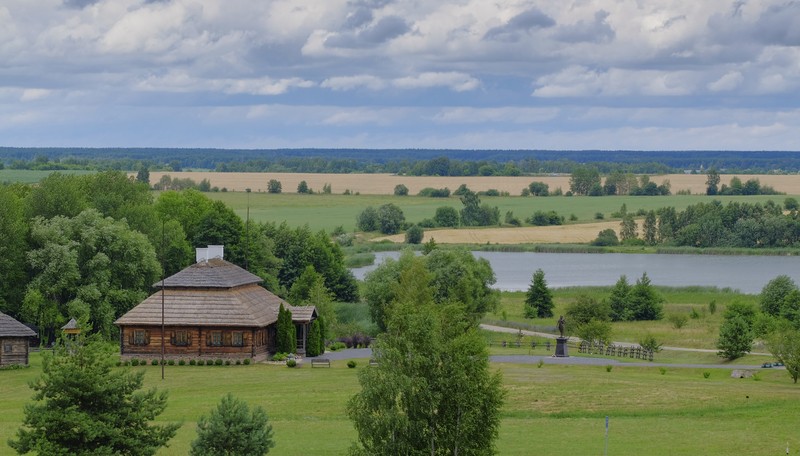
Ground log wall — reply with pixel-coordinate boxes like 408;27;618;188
119;325;274;361
0;337;30;366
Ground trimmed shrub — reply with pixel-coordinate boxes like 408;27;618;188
168;359;175;366
225;360;231;366
347;360;357;369
178;360;186;366
286;359;297;368
151;359;159;366
131;359;140;366
243;358;251;365
189;359;196;366
235;360;241;365
215;359;223;366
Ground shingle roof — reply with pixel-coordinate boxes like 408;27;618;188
115;284;288;327
154;258;262;289
288;306;317;323
62;318;79;330
0;312;37;337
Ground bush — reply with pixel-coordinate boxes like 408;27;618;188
537;359;544;368
394;184;409;196
526;210;564;226
639;334;662;352
168;359;175;366
243;358;251;365
235;360;241;365
115;361;122;367
267;179;282;193
605;365;613;373
594;212;604;220
179;360;186;366
286;359;297;368
659;367;667;375
591;229;619;246
189;359;196;366
405;225;424;244
131;359;140;366
329;341;347;351
273;352;289;361
668;313;689;329
152;359;159;366
433;206;460;227
417;187;450;198
703;371;711;379
225;360;231;366
347;360;357;369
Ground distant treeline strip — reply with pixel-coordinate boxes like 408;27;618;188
3;147;800;174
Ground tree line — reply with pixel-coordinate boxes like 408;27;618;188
0;171;357;342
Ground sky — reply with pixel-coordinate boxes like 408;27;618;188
1;0;799;150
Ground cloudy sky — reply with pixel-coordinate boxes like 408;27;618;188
1;0;799;150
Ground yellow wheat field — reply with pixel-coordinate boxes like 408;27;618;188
145;172;800;195
374;221;626;244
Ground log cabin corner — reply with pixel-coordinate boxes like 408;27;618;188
114;245;317;361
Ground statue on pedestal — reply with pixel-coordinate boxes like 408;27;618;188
557;315;566;338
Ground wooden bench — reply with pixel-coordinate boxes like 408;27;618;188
311;358;331;368
369;359;379;367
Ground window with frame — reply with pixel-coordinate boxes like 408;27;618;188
3;343;12;353
208;331;223;347
171;330;190;346
133;330;149;346
231;331;244;347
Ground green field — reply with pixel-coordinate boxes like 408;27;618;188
485;288;761;351
2;351;799;455
0;169;95;184
207;192;793;233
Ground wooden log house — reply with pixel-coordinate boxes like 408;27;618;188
115;246;317;361
0;311;37;367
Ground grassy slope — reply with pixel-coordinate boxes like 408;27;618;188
2;353;799;455
208;192;791;233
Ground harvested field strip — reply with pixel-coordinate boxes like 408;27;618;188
376;221;625;244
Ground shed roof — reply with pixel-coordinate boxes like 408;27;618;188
287;306;317;323
62;318;79;330
0;312;37;337
154;258;262;289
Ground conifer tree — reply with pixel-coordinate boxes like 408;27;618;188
306;319;322;357
276;304;295;354
524;269;554;318
190;393;274;456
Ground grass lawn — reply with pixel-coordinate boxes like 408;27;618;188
0;169;95;183
207;192;791;233
2;352;799;455
485;288;761;351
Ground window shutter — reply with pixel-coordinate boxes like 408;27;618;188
145;331;150;345
128;330;134;345
170;331;175;345
224;332;232;346
206;332;211;346
187;331;192;347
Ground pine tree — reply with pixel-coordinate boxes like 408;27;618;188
306;319;322;357
276;304;295;354
524;269;554;318
190;393;274;456
10;334;179;455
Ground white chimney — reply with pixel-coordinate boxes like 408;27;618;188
207;245;224;260
196;248;209;263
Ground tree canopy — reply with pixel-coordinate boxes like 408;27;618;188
190;393;274;456
9;334;179;455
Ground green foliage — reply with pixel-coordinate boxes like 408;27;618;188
459;189;500;226
364;249;498;331
307;319;322;357
276;304;296;354
504;211;521;226
717;314;752;360
404;225;424;244
347;360;357;368
784;197;799;211
569;165;601;195
433;206;460;227
190;393;274;456
0;186;28;315
393;184;408;196
668;313;689;329
643;210;658;245
619;214;638;242
286;359;297;368
356;206;379;232
608;274;664;321
417;187;451;197
591;228;619;246
297;180;309;194
528;181;549;196
760;275;797;317
524;269;554;318
23;209;160;338
639;334;662;352
565;295;611;327
376;203;405;235
706;168;720;195
267;179;282;194
9;335;179;455
526;210;564;226
422;237;438;255
576;319;612;346
709;299;717;314
767;325;800;383
347;300;504;456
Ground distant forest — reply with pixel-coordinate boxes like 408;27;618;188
2;147;800;175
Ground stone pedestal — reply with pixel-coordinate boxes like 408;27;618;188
555;337;569;357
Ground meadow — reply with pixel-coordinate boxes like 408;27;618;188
2;350;799;455
209;191;792;235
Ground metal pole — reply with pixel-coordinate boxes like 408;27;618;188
604;416;609;456
245;188;251;271
161;221;165;380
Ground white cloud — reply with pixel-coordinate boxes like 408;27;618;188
708;71;744;92
393;72;480;92
321;75;386;91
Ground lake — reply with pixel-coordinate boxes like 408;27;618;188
350;251;800;294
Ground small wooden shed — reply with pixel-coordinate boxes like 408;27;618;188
61;318;81;337
0;311;37;367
